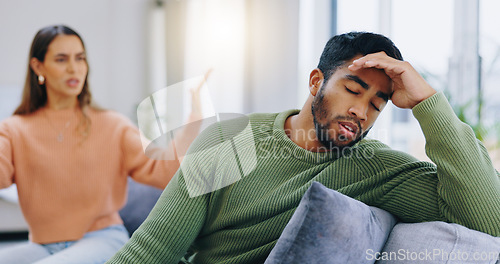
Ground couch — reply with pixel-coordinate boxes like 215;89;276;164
119;179;164;236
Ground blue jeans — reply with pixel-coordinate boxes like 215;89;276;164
0;225;129;264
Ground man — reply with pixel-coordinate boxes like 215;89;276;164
107;32;500;264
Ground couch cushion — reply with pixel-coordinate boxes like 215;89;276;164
376;221;500;264
119;179;163;235
264;181;397;264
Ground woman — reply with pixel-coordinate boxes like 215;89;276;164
0;24;203;263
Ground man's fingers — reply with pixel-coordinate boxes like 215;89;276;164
349;55;406;78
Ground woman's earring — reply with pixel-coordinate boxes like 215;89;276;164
38;75;45;85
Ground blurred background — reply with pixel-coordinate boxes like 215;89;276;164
1;0;500;237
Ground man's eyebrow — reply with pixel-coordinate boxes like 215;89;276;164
345;74;389;102
345;74;369;89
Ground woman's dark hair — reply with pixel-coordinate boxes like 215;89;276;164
317;31;403;81
14;24;93;115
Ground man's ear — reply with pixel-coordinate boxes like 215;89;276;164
309;68;324;96
30;57;43;76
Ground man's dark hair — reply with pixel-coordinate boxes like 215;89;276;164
317;31;403;81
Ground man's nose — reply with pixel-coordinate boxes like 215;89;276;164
348;103;367;121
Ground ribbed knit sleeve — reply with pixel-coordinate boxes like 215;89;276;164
106;170;208;263
0;120;14;189
106;118;227;263
413;92;500;235
362;92;500;236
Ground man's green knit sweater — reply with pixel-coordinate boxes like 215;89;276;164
107;92;500;264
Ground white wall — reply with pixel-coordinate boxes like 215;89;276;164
0;0;334;121
0;0;152;120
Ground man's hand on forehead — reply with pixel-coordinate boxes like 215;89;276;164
348;52;436;109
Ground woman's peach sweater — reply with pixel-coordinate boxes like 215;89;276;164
0;107;178;244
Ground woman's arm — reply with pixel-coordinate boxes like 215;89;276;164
0;121;15;189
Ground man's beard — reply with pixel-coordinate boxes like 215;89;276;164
311;85;370;152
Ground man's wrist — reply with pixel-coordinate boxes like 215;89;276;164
411;87;437;109
412;92;454;127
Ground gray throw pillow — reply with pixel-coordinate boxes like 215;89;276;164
264;181;397;264
376;221;500;264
